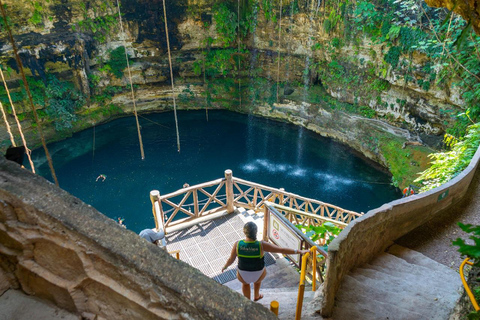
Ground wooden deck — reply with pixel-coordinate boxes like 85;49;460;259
164;209;277;284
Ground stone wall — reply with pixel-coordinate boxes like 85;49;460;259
319;144;480;316
0;0;464;152
0;158;276;320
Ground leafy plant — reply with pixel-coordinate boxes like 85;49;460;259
107;46;128;79
415;123;480;192
72;2;117;43
213;3;237;47
28;0;46;25
45;75;85;131
453;223;480;267
296;222;343;251
262;0;277;23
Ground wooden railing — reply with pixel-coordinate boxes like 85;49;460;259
232;177;362;224
150;170;362;233
271;204;348;246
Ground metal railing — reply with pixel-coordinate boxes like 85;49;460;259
150;170;362;233
460;257;480;311
296;246;317;320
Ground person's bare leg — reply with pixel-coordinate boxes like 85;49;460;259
237;271;251;299
253;268;267;301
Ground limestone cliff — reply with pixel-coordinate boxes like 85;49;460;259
0;0;469;186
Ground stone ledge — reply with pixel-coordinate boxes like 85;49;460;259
0;158;277;319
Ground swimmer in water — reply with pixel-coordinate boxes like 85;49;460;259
117;217;126;229
96;174;107;182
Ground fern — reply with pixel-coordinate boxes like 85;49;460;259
415;123;480;192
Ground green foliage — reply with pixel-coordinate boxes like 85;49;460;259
415;123;480;192
262;0;277;23
92;86;123;106
204;49;244;77
398;27;425;52
324;9;342;34
331;37;341;49
238;0;257;39
359;105;376;118
213;3;237;47
28;0;45;25
0;76;46;111
192;61;202;76
107;46;128;79
178;85;196;104
45;75;85;131
353;1;382;37
296;222;342;251
370;78;390;92
88;73;101;89
453;223;480;267
384;46;402;68
73;2;117;43
0;4;13;32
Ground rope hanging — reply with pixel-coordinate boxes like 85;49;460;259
276;0;283;103
203;55;208;121
0;101;14;146
92;125;96;162
115;0;145;160
202;24;208;121
0;67;15;146
0;66;36;172
0;1;57;184
237;0;242;108
162;0;181;152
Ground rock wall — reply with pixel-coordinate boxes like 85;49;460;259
0;157;276;319
0;0;463;141
0;0;465;187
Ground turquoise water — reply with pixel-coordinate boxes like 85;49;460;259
31;110;401;233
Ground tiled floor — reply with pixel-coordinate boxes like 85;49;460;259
165;213;276;284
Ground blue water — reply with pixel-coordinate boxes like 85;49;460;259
31;110;401;233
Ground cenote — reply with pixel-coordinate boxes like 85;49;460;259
30;110;401;233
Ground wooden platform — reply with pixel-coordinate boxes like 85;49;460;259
164;210;276;284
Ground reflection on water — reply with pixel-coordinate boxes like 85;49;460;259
31;110;401;233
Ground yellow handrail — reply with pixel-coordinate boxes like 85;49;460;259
460;257;480;311
295;246;317;320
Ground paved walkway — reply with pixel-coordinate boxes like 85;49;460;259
164;208;277;284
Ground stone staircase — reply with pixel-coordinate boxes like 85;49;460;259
223;254;319;319
330;244;463;320
223;245;463;319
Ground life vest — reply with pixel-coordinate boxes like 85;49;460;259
237;240;265;271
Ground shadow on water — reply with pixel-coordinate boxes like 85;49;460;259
30;110;401;233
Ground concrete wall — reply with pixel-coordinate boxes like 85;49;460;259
0;158;276;320
320;145;480;316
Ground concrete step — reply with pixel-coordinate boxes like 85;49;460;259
332;245;463;320
250;286;316;320
387;244;456;274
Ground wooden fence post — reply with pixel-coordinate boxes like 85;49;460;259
150;190;163;231
225;169;234;214
279;188;285;205
263;204;269;241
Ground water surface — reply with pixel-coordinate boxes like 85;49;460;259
31;110;401;233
